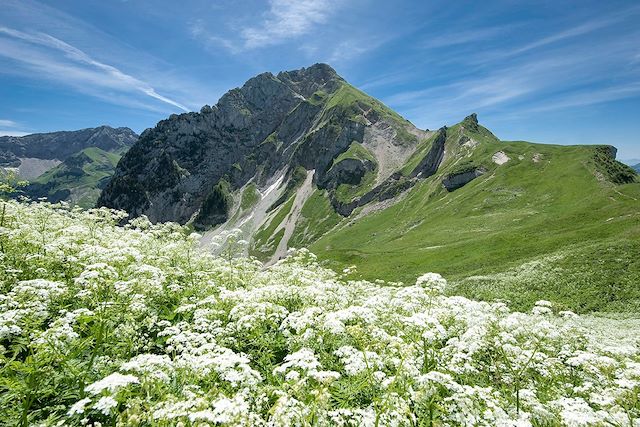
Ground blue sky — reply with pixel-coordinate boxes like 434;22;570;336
1;0;639;161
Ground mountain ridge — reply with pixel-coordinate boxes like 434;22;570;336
97;64;639;311
1;126;138;206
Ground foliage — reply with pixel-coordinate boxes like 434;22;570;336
332;141;376;166
592;146;637;184
194;179;232;231
311;134;640;312
23;147;124;208
251;196;295;260
0;200;639;426
239;183;260;211
290;189;343;247
0;170;28;199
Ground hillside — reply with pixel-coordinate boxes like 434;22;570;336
2;200;639;425
24;147;126;208
98;64;639;312
0;126;137;206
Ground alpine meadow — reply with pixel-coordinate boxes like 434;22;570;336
1;1;639;426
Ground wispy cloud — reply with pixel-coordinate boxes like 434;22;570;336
509;6;640;56
0;119;19;128
242;0;341;49
420;25;513;50
0;119;29;136
379;10;640;128
519;83;640;114
192;0;343;52
0;26;189;112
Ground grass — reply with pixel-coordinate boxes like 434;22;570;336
193;179;232;230
309;126;640;313
290;189;343;248
334;169;377;204
332;141;376;165
399;132;439;176
251;195;295;260
26;147;124;208
451;237;640;313
240;183;260;211
321;82;417;145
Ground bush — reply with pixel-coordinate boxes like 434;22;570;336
0;200;638;426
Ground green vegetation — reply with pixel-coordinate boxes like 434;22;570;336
321;82;417;145
251;195;295;260
2;200;638;425
310;130;640;313
290;190;343;247
334;169;377;204
399;132;440;176
240;183;260;211
593;145;637;184
307;90;328;106
268;166;307;212
24;147;124;208
452;238;640;313
193;179;232;231
332;141;376;165
447;159;484;176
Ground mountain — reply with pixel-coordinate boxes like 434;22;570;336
24;147;125;208
633;163;640;172
1;126;137;206
98;64;639;312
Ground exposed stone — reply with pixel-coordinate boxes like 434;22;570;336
442;167;487;191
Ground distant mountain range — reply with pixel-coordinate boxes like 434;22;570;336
0;126;137;207
96;63;639;311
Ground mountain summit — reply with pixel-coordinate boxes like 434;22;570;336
98;63;436;225
98;65;638;310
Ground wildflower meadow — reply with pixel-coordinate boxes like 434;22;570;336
0;200;638;426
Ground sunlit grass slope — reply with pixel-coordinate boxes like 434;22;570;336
310;124;640;312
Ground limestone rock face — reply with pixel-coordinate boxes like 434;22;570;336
0;126;137;167
442;167;486;191
98;64;348;223
98;63;428;226
97;64;502;237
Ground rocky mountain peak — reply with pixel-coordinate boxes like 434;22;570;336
462;113;479;131
277;63;341;98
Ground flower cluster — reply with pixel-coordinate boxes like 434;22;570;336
0;200;638;426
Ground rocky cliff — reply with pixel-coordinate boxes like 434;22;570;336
98;64;430;226
97;64;637;266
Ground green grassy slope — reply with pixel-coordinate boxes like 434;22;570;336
25;147;125;208
308;123;640;312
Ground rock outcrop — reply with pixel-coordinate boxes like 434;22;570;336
442;167;487;191
98;64;425;225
